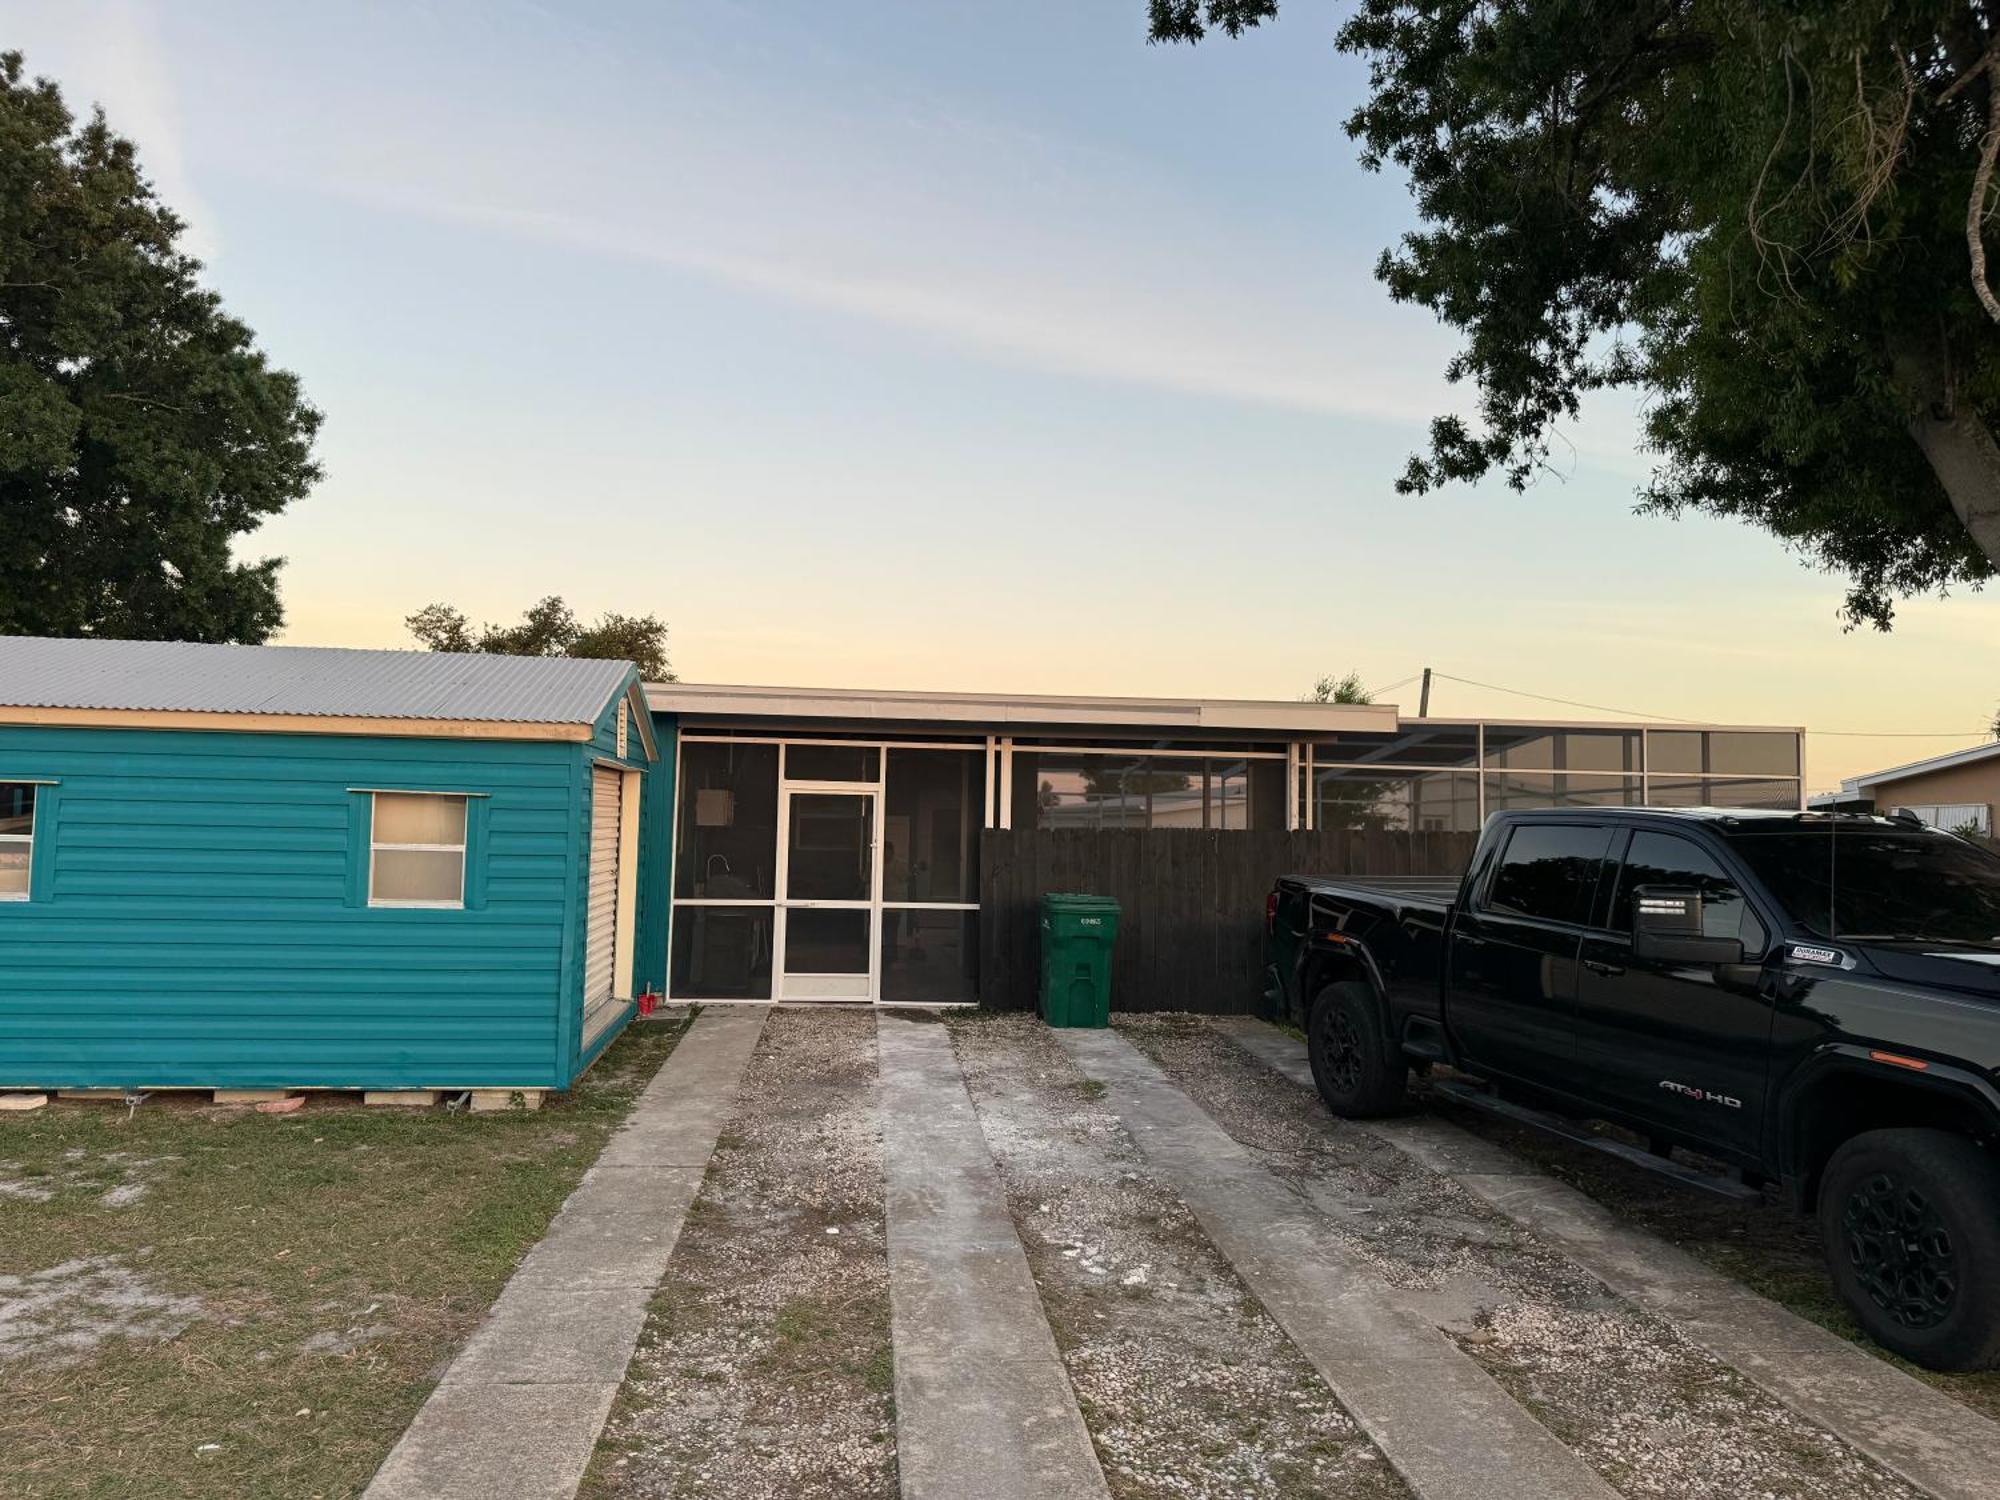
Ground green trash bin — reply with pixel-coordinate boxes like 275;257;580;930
1039;893;1122;1028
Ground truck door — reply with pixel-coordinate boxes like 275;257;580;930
1446;822;1610;1085
1573;829;1774;1160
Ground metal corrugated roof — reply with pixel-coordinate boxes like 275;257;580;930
0;637;634;723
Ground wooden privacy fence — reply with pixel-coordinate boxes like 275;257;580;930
977;828;1477;1014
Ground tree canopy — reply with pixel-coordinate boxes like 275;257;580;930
1151;2;2000;627
1304;670;1372;704
0;51;320;642
406;596;676;682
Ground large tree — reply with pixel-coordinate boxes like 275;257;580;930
0;51;320;641
407;596;677;681
1151;2;2000;627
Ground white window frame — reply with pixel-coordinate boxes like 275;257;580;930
367;791;470;910
0;778;45;904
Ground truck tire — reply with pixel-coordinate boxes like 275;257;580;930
1308;980;1406;1118
1819;1127;2000;1371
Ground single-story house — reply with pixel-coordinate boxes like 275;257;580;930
642;683;1806;1009
1815;740;2000;835
0;637;662;1093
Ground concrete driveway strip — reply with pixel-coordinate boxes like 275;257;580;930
876;1016;1111;1500
1057;1027;1618;1500
1215;1016;2000;1500
364;1005;770;1500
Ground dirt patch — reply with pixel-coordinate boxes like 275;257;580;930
0;1256;205;1365
585;1008;894;1500
0;1150;173;1208
951;1014;1407;1500
1121;1016;1921;1500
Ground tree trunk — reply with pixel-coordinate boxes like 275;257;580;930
1887;334;2000;569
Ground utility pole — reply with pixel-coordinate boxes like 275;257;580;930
1417;666;1433;717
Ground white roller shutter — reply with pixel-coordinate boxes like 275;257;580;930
584;767;622;1012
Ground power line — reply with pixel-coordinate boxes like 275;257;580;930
1363;673;1422;699
1429;671;1696;723
1424;669;1990;740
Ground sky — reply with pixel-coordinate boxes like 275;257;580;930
12;0;2000;791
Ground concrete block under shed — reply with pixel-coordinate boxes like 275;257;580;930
0;1093;49;1111
471;1089;545;1113
58;1089;126;1100
365;1091;439;1108
213;1089;292;1105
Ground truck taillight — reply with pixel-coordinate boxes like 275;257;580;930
1265;891;1279;936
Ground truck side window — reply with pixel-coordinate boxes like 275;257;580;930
1485;825;1608;925
1610;831;1767;953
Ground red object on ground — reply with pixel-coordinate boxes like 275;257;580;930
637;991;660;1018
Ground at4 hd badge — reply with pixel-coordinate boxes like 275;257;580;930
1659;1079;1744;1109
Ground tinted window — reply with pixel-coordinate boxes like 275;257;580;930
1730;830;2000;945
1485;824;1609;924
1611;831;1766;952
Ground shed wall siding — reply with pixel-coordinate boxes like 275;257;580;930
634;715;677;999
0;724;578;1089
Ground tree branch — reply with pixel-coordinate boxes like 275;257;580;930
1969;59;2000;323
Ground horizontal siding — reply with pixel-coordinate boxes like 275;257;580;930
0;724;576;1088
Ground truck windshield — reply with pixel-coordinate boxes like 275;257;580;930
1729;830;2000;945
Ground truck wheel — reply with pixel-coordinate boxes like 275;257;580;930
1308;980;1406;1118
1819;1128;2000;1371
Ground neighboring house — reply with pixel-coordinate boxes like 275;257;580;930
0;638;662;1093
1826;741;2000;836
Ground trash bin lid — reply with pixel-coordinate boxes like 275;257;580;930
1040;892;1121;915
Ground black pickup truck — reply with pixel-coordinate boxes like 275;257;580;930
1267;807;2000;1370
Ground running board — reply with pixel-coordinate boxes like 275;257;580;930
1427;1079;1764;1203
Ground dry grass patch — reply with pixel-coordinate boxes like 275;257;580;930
0;1019;685;1500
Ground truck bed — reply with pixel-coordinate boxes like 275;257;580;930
1281;873;1461;907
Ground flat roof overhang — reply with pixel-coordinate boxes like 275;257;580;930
643;682;1400;736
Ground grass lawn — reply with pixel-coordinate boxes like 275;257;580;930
1427;1093;2000;1422
0;1018;685;1500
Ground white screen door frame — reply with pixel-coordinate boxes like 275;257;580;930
775;782;880;1001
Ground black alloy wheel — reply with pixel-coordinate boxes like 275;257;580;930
1841;1170;1957;1330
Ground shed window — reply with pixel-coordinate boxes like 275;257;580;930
0;783;34;901
370;793;468;908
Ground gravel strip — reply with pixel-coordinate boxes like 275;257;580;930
582;1009;894;1500
951;1014;1408;1500
1118;1015;1922;1500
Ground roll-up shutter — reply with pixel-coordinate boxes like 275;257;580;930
584;767;623;1010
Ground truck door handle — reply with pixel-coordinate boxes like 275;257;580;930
1584;960;1625;977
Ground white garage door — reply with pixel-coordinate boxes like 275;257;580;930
584;766;623;1013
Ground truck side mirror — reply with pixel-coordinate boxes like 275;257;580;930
1631;884;1745;965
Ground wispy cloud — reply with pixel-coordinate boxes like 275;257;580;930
16;1;220;261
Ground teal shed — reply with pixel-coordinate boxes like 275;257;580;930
0;637;667;1093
